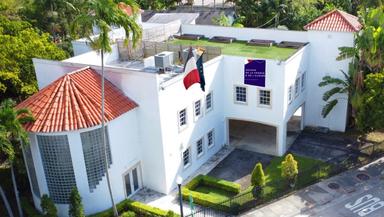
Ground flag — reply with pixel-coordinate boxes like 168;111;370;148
183;47;200;90
196;50;205;91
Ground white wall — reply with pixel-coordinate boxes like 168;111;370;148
181;24;308;43
28;110;142;216
304;31;354;132
157;56;226;192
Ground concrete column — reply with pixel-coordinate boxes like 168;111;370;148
276;124;287;156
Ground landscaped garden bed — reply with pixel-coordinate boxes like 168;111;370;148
182;154;336;214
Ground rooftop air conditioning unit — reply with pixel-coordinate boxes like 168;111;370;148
154;51;173;69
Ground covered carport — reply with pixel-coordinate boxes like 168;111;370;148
228;119;278;156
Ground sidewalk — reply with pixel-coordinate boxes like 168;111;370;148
242;157;384;217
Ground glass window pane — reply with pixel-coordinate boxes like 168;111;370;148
125;173;132;196
132;168;139;191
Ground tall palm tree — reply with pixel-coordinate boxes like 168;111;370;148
0;99;35;217
71;1;142;216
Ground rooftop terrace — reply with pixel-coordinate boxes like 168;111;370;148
170;39;298;60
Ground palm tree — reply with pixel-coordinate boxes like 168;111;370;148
0;99;35;217
71;1;142;216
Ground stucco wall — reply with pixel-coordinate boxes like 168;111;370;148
181;24;309;43
304;31;354;132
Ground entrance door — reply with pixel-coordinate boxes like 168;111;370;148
124;164;142;197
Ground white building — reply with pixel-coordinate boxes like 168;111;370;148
17;10;361;216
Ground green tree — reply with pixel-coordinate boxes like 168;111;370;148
71;1;142;216
212;12;231;26
0;15;67;101
40;194;57;217
0;99;35;217
69;187;85;217
356;72;384;131
251;163;266;187
281;154;298;186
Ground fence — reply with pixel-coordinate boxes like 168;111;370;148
185;149;384;217
117;40;222;62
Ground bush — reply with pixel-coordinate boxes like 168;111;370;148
181;175;242;214
281;154;298;185
89;199;178;217
69;187;85;217
251;163;265;187
185;175;241;194
40;194;57;217
120;211;135;217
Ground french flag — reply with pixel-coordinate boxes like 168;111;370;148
183;48;200;90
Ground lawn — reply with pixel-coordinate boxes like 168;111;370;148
193;185;237;201
170;39;298;60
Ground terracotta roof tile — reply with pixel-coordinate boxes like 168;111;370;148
304;10;362;32
17;67;138;133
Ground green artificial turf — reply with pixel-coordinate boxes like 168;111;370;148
194;185;237;201
170;39;297;60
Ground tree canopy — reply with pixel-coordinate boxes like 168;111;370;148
0;16;67;101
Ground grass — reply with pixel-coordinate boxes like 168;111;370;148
243;154;333;200
194;185;237;201
170;39;298;60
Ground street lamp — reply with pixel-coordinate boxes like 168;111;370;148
176;176;184;217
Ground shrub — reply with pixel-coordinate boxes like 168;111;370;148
40;194;57;217
251;163;265;187
120;211;135;217
181;175;242;214
88;199;178;217
281;154;299;185
69;187;85;217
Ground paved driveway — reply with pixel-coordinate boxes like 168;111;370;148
242;157;384;217
208;149;273;189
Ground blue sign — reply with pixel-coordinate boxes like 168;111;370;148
244;60;266;87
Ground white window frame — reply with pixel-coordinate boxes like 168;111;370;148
301;72;306;92
196;137;204;158
207;129;215;149
122;162;142;198
258;89;272;108
234;85;247;104
288;85;293;104
295;77;300;97
205;92;213;113
182;147;191;169
193;99;202;121
178;108;188;131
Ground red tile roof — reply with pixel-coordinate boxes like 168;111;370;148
304;9;362;32
17;67;138;133
118;2;143;16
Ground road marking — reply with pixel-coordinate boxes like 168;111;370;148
345;194;384;216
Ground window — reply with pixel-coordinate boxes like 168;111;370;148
295;78;300;97
194;100;202;120
178;108;187;129
207;130;214;148
235;86;247;103
23;146;40;197
123;164;141;197
288;86;293;104
301;72;305;92
196;138;204;157
81;127;112;192
182;148;191;168
37;135;76;204
206;92;213;112
259;90;271;106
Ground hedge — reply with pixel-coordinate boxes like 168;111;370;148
181;175;242;214
88;198;179;217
